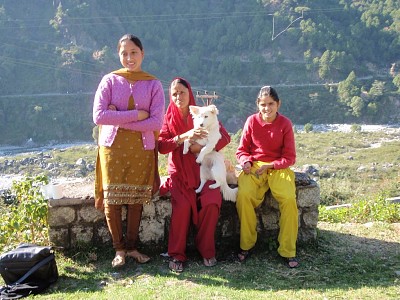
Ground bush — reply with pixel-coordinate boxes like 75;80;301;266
319;192;400;223
304;123;314;133
0;175;49;251
350;123;362;132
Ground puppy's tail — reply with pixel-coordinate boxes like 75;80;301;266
221;184;238;202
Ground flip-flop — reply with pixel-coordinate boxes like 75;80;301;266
169;258;184;273
203;257;217;267
285;257;299;268
237;249;252;262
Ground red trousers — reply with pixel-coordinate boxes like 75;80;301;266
168;181;222;261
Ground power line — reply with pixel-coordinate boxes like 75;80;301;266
0;11;268;29
272;10;303;40
0;7;349;29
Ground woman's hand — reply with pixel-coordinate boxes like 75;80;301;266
255;163;274;175
181;128;208;141
190;128;208;140
138;110;149;121
242;162;252;174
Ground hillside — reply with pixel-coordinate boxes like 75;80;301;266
0;0;399;144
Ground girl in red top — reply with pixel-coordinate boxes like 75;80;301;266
158;77;231;272
236;85;299;268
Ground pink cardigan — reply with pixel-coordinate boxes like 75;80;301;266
93;73;165;150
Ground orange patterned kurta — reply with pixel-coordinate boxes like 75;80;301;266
95;96;155;208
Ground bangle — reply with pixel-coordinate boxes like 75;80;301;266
174;135;182;145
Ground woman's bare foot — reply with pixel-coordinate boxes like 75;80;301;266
112;250;126;268
126;249;150;264
203;257;217;267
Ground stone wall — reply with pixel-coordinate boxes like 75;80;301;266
48;172;320;250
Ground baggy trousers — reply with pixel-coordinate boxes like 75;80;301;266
168;181;222;262
236;161;298;258
104;203;143;251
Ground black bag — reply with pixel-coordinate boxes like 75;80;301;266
0;244;58;299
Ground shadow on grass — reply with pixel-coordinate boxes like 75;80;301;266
44;225;399;296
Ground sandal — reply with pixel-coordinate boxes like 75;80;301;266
168;258;184;273
126;250;150;264
203;257;217;267
237;249;252;262
284;257;299;268
112;251;126;268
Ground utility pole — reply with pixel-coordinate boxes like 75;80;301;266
195;90;219;106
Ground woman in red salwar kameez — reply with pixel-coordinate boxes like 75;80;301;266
158;77;231;272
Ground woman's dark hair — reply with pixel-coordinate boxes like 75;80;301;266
117;34;143;51
174;78;189;89
257;86;280;103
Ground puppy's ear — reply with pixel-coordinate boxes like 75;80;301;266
209;104;219;115
189;105;200;115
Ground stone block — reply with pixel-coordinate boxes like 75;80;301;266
71;225;93;245
297;183;320;207
302;210;319;228
96;225;111;244
48;206;76;226
79;206;105;223
48;228;69;249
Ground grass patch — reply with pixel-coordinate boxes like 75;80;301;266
1;223;398;299
1;130;399;298
319;192;400;223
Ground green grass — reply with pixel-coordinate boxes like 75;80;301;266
1;130;400;299
319;193;400;223
1;222;398;299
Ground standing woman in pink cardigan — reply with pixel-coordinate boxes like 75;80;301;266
93;34;165;267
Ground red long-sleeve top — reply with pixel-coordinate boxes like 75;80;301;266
236;112;296;170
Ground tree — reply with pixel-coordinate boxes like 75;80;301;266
349;96;364;117
367;102;378;115
318;50;331;80
49;3;66;33
337;71;360;106
392;74;400;91
369;80;385;97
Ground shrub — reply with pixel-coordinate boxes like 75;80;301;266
319;192;400;223
304;123;314;133
0;175;49;251
350;123;362;132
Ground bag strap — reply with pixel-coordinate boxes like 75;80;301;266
13;254;55;285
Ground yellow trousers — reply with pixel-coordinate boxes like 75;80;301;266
236;161;298;258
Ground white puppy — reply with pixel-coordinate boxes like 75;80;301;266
183;105;237;202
